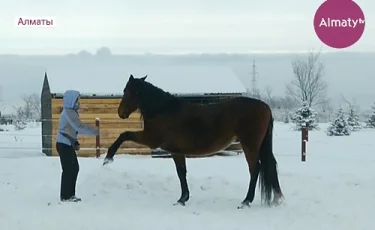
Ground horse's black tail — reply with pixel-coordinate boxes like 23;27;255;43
259;115;283;206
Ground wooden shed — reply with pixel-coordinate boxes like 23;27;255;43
41;65;247;157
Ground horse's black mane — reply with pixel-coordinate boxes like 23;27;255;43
136;80;184;120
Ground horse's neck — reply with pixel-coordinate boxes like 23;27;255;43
140;96;182;120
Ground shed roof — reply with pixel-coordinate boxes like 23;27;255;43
46;64;246;96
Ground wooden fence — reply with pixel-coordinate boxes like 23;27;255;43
50;98;150;157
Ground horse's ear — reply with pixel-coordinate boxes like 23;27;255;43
140;75;147;81
129;74;134;81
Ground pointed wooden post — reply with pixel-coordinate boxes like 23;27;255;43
41;71;52;156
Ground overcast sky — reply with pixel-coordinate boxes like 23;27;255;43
0;0;374;113
0;0;374;54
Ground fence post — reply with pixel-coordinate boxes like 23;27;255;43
95;118;100;158
301;127;308;162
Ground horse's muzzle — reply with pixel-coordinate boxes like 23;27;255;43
119;113;129;119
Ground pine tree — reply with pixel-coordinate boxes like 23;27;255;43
291;100;319;131
365;102;375;128
326;107;351;136
347;104;362;131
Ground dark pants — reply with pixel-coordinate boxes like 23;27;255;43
56;142;79;200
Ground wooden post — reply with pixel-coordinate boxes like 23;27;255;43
301;127;308;162
95;118;100;158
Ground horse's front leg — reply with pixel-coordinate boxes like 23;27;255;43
103;131;148;165
171;154;190;206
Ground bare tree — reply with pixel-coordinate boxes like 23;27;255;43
15;105;27;120
0;85;3;112
22;93;41;120
320;97;333;113
248;88;261;100
263;85;278;108
340;93;359;110
264;85;273;101
13;93;41;120
286;50;327;107
280;96;297;110
261;85;271;104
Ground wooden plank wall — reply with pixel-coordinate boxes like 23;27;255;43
51;98;151;157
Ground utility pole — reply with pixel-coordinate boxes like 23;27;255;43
249;60;259;98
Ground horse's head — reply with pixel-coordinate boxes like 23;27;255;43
118;74;147;119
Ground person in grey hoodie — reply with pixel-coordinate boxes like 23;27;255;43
56;90;99;202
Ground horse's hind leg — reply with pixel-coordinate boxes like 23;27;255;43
171;154;190;206
238;144;261;209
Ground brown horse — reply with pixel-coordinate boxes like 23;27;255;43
103;74;284;208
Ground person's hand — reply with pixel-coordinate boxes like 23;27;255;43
74;141;80;151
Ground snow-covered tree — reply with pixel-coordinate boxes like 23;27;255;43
283;111;290;123
347;104;362;131
291;100;319;131
13;120;27;131
326;107;351;136
365;102;375;128
13;104;28;131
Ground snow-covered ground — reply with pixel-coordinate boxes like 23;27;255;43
0;122;374;230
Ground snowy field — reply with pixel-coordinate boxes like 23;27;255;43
0;122;374;230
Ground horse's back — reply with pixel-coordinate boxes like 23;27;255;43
204;96;271;118
177;96;271;136
153;96;271;155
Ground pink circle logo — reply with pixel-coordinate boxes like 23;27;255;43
314;0;365;49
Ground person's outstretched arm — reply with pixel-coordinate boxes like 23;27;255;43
64;109;99;136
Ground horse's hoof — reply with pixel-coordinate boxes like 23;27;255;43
173;201;185;206
271;194;284;207
272;198;283;207
103;157;113;166
237;202;250;209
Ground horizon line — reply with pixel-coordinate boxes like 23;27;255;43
1;50;374;56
